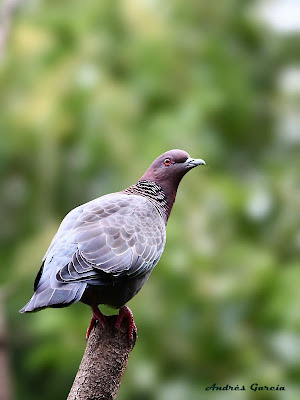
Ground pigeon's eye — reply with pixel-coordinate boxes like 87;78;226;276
163;158;172;166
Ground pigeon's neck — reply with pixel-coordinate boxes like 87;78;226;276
123;180;175;222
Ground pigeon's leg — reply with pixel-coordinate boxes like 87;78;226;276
86;315;96;340
86;306;106;340
115;305;137;340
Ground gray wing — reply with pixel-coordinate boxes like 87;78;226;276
56;194;166;284
20;193;165;313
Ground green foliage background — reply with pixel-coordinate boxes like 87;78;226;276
1;0;300;399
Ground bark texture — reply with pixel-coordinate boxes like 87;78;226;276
67;315;136;400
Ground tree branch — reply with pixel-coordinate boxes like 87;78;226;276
0;0;23;60
67;315;137;400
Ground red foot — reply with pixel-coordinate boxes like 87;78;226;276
86;306;106;340
115;305;137;340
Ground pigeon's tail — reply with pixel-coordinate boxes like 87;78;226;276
19;285;86;313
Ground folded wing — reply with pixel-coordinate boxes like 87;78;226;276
57;194;165;283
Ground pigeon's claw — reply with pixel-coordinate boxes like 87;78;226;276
115;305;137;341
86;306;107;340
86;315;97;340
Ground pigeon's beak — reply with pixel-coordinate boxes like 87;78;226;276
185;157;206;168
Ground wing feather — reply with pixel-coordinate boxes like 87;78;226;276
38;194;165;292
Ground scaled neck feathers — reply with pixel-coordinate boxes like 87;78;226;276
123;180;174;222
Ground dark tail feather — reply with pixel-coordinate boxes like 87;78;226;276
19;284;86;313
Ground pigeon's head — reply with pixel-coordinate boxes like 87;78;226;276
140;149;206;194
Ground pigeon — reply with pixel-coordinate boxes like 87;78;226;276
20;149;206;339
